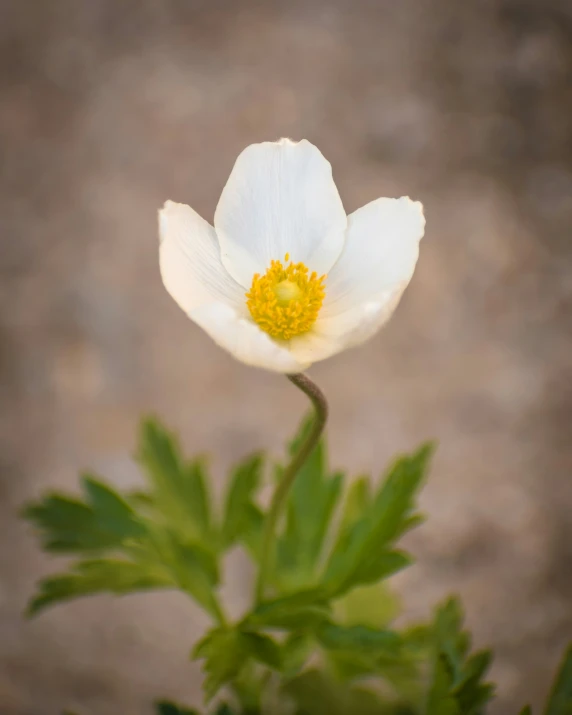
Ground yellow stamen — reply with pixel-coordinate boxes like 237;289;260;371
246;254;326;341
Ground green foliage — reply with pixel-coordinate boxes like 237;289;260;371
426;598;495;715
275;414;344;590
23;418;224;619
221;453;264;556
333;582;401;629
28;558;173;615
137;420;213;546
192;627;281;701
21;474;146;552
22;413;572;715
282;668;414;715
244;589;330;631
545;645;572;715
320;444;432;599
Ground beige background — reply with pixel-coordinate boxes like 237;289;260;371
1;0;571;713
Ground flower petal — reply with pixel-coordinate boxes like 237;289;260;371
289;198;425;366
289;290;404;365
322;197;425;317
214;139;347;287
190;302;308;373
159;200;245;315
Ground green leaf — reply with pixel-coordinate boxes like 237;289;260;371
317;622;401;656
338;476;371;537
282;632;314;677
520;708;532;715
144;526;220;617
81;475;146;538
138;419;212;545
246;603;330;631
317;621;408;688
245;588;329;631
221;453;263;549
241;631;282;670
28;558;173;615
321;444;433;598
24;418;226;621
545;644;572;715
344;549;413;590
282;669;397;715
193;627;282;701
22;476;146;553
154;701;199;715
426;598;495;715
193;628;247;701
275;414;344;589
455;650;495;714
333;582;401;630
237;504;265;562
434;598;471;688
427;654;461;715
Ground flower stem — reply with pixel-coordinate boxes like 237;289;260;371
255;373;329;604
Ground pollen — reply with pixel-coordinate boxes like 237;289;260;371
246;254;326;341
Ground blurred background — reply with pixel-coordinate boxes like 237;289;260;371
1;0;571;712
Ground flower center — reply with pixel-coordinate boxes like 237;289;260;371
246;253;326;341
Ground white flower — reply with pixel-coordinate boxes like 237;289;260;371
159;138;425;373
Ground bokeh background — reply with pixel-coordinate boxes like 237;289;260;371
1;0;572;713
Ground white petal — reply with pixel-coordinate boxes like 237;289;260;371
190;302;308;373
289;290;404;365
288;331;342;365
159;201;245;315
289;198;425;366
322;197;425;317
214;139;347;287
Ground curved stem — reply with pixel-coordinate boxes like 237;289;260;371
255;373;329;604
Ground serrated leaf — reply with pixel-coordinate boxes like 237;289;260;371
321;444;433;598
193;627;282;701
339;549;413;593
138;419;212;545
241;631;282;670
245;588;329;631
427;598;495;715
27;558;173;615
434;598;470;687
456;676;495;715
145;526;220;617
22;476;146;553
427;654;461;715
545;644;572;715
193;628;246;701
81;475;145;537
275;414;345;589
221;453;263;549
